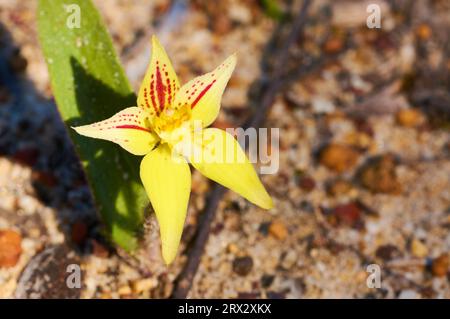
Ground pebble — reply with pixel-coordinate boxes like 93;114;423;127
324;37;344;54
233;256;254;276
131;278;158;294
0;229;22;268
416;23;432;40
411;239;428;258
269;220;288;240
396;109;425;128
431;254;449;277
281;250;298;269
71;221;88;245
358;154;401;194
327;179;353;196
297;175;316;192
375;244;401;262
329;202;362;229
398;289;420;299
319;144;359;173
118;285;132;296
260;274;275;288
91;239;109;258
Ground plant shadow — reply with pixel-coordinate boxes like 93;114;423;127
66;57;148;250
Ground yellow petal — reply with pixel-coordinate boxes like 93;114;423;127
140;144;191;265
72;107;158;156
173;54;237;128
137;36;180;117
183;128;273;209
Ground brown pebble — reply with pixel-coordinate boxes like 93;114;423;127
0;229;22;268
269;220;288;240
298;176;316;192
324;37;343;54
431;254;449;277
8;49;27;73
358;154;401;194
376;244;401;261
327;179;353;196
330;203;362;229
13;148;40;167
71;221;88;245
212;15;232;35
91;239;109;258
319;144;359;173
416;23;432;40
32;171;58;187
233;256;254;276
396;109;425;128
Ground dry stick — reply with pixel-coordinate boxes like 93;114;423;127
171;0;312;299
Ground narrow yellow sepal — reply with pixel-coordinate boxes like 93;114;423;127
183;128;273;210
173;54;237;128
140;144;191;264
72;107;158;156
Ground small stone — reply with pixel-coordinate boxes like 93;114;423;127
227;243;239;254
0;229;22;268
376;244;401;262
91;239;109;258
298;175;316;192
431;254;449;277
232;256;254;276
416;23;432;40
260;274;275;288
398;289;420;299
411;239;428;258
327;179;353;196
319;144;359;173
13;148;40;167
396;109;425;128
8;49;27;73
212;15;232;35
131;278;158;294
358;154;401;194
32;171;58;187
329;202;363;229
324;37;344;54
118;285;132;296
280;250;298;269
71;221;88;245
269;220;288;240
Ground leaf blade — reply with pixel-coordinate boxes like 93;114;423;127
37;0;147;251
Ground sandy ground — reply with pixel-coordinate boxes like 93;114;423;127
0;0;449;298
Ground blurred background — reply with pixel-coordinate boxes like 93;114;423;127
0;0;449;298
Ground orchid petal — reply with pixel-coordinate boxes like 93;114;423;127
137;36;180;117
72;107;158;156
140;144;191;265
173;54;236;128
181;128;273;209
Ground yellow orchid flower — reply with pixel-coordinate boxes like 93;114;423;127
73;36;273;265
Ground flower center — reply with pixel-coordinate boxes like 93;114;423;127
152;104;192;147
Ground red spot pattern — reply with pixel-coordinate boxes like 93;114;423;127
146;61;179;114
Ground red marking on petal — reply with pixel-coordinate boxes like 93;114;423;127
115;125;151;133
191;80;216;108
155;66;166;112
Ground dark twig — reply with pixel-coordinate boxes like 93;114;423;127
170;0;312;299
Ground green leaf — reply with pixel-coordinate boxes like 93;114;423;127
37;0;147;251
